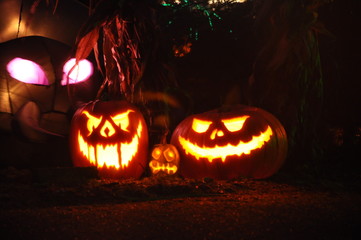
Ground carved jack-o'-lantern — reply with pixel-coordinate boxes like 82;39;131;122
0;36;100;168
0;36;98;142
70;100;148;179
149;143;180;175
170;105;287;179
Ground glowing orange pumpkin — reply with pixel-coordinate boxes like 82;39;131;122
70;100;148;179
149;143;180;175
170;105;287;179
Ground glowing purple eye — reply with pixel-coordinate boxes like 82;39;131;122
6;58;49;85
61;58;93;85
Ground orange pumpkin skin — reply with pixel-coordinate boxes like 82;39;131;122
70;100;148;179
170;105;287;179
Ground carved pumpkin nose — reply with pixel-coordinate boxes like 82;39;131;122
100;120;115;137
104;127;110;137
210;129;224;140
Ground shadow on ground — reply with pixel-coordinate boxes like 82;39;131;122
0;165;360;240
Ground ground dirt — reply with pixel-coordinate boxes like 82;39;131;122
0;165;360;240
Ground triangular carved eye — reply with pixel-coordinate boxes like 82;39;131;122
82;111;102;135
222;116;249;132
192;118;212;133
111;110;134;132
7;58;49;85
61;58;93;85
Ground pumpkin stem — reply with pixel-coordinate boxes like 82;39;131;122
160;130;169;145
160;118;169;144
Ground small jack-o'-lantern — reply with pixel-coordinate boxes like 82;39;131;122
149;143;180;175
170;105;287;179
70;100;148;179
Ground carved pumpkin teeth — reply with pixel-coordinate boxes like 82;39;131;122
77;121;142;169
96;143;120;168
120;127;140;168
178;126;273;162
149;161;178;175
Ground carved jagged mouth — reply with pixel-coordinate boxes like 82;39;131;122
178;126;273;162
78;122;142;168
149;160;178;175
